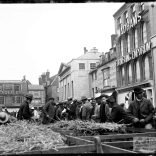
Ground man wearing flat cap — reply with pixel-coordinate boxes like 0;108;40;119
106;96;135;124
81;96;92;121
127;86;154;129
17;93;33;120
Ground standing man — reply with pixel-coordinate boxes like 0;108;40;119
42;97;56;124
17;93;33;121
81;96;92;121
127;87;154;129
99;94;110;123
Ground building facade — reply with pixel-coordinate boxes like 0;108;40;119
58;47;101;101
28;84;45;108
114;3;154;106
0;78;29;111
39;71;59;103
89;36;117;97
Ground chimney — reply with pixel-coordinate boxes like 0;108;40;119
46;70;50;79
91;47;98;53
39;77;42;85
41;73;46;83
84;47;88;54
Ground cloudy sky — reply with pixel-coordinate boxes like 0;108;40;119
0;2;123;84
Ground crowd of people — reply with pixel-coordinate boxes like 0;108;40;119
0;86;156;129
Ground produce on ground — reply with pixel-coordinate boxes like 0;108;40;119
0;120;66;154
50;120;127;136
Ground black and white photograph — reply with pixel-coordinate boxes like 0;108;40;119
0;1;156;155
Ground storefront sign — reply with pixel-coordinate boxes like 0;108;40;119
0;90;23;95
120;13;142;35
116;41;151;66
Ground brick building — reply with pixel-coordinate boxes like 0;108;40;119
0;77;30;111
114;3;154;106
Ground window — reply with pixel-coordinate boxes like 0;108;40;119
14;85;20;92
102;68;110;87
125;34;128;53
119;39;123;56
140;3;145;11
132;29;136;49
68;83;70;97
4;84;12;90
92;88;94;97
96;87;98;93
131;5;136;18
90;63;96;69
136;60;141;82
0;96;4;104
143;23;147;43
95;71;97;80
79;63;85;70
128;64;132;83
16;96;21;104
0;85;3;91
135;29;138;48
128;34;130;53
92;73;94;81
121;66;125;85
144;56;150;80
71;81;74;98
117;17;121;29
65;85;66;99
124;11;128;23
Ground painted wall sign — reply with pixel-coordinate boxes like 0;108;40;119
116;41;151;66
120;13;142;35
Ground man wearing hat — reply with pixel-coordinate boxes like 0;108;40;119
127;86;154;129
17;93;33;120
81;96;92;121
107;95;134;124
42;97;56;124
55;102;64;121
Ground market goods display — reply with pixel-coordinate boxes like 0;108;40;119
51;120;127;136
0;120;65;154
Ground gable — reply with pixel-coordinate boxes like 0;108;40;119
58;62;70;75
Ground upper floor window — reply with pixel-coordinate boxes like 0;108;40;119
90;63;96;70
0;85;3;91
128;34;130;53
124;11;128;23
136;60;141;82
119;39;123;56
14;85;20;92
121;66;125;85
95;71;97;80
131;4;136;18
143;23;147;43
0;96;4;104
79;63;85;70
117;17;121;29
132;28;136;49
4;84;12;91
102;68;110;87
135;29;138;48
144;55;150;80
128;63;132;83
140;3;145;11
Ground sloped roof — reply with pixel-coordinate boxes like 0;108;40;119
58;62;70;75
76;52;101;60
28;85;44;90
0;80;22;83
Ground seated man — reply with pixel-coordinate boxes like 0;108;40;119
127;87;154;129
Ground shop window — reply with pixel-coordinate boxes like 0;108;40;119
144;56;150;80
128;63;132;83
0;96;4;104
79;63;85;70
136;60;141;82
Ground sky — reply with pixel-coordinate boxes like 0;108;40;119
0;2;124;84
